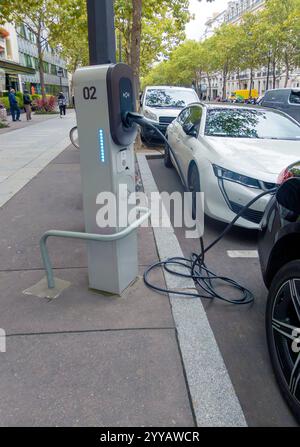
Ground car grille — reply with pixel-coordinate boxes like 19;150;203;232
159;116;175;124
229;201;264;224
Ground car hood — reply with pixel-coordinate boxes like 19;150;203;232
146;107;182;118
205;137;300;178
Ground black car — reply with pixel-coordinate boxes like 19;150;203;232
260;88;300;123
259;161;300;421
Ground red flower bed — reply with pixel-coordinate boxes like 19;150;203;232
33;96;56;113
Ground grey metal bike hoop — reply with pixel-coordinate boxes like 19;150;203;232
69;126;79;149
40;207;151;289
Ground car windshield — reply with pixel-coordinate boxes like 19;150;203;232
205;108;300;140
145;89;197;108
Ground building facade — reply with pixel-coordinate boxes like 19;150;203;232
201;0;300;99
0;22;69;99
17;23;69;98
0;23;35;93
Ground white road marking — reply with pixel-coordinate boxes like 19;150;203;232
227;250;259;258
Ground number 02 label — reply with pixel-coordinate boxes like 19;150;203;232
83;86;97;100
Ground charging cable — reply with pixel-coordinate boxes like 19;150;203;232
123;111;277;305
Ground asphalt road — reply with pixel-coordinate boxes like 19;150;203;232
147;155;298;427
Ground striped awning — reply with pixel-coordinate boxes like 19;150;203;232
0;59;35;75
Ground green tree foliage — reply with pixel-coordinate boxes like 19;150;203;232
0;0;72;97
208;24;241;99
144;0;300;99
114;0;193;93
259;0;300;88
49;1;89;76
238;12;265;97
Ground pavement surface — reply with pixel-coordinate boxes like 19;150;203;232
0;111;76;208
147;155;299;427
0;115;297;427
0;139;194;426
0;112;61;135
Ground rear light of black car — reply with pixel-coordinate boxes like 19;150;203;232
277;161;300;184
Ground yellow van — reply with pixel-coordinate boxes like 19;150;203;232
229;89;259;102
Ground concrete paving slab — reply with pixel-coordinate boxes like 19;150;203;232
0;267;173;335
0;330;194;427
0;113;59;135
23;277;72;300
0;112;76;208
52;146;80;164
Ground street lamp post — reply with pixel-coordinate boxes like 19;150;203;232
86;0;116;65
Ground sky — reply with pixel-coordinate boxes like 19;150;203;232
186;0;230;40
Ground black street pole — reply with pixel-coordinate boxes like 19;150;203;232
118;31;122;63
86;0;117;66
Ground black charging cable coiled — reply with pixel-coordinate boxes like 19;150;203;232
123;111;278;305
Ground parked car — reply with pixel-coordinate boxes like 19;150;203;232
164;103;300;229
260;88;300;123
256;94;265;105
140;86;199;144
258;161;300;422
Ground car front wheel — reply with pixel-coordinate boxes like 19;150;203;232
266;260;300;422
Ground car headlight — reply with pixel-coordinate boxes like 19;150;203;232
213;164;261;189
144;109;158;121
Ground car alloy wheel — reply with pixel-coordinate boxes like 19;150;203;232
266;260;300;422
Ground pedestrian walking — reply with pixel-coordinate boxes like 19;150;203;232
58;92;67;118
8;88;21;122
23;89;32;121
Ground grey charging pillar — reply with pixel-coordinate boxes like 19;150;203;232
74;63;138;294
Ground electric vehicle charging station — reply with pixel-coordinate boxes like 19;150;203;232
72;63;140;295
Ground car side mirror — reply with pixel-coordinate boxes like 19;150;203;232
276;178;300;214
183;123;197;137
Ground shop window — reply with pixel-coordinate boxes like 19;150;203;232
42;61;49;73
24;54;33;68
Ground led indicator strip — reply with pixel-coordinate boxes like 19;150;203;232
99;129;105;163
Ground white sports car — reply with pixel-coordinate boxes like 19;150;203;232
165;103;300;229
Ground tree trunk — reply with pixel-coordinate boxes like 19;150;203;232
266;52;271;92
249;68;253;99
237;68;241;89
197;70;202;97
272;59;276;89
130;0;142;99
37;24;46;99
222;66;227;100
206;73;211;101
284;53;290;88
70;58;79;97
